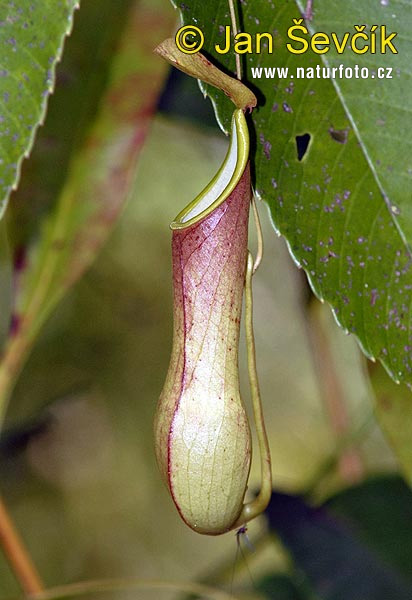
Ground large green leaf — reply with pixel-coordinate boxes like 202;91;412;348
297;0;411;244
7;0;135;251
0;0;79;217
0;0;173;427
175;1;412;389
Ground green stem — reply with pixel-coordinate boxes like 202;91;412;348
0;496;44;595
227;0;242;80
235;252;272;526
305;302;364;484
251;196;263;274
27;578;238;600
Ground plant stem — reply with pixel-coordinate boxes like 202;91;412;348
235;253;272;526
305;301;364;483
227;0;242;80
0;496;44;595
251;196;263;274
304;0;313;20
0;326;34;429
27;578;237;600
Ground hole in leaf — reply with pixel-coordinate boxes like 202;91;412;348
295;133;311;161
329;127;348;144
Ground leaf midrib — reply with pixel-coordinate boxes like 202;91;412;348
294;0;412;257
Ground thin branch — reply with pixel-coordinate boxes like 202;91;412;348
251;196;263;274
0;496;44;595
234;252;272;527
305;301;364;484
27;578;237;600
227;0;242;80
304;0;313;21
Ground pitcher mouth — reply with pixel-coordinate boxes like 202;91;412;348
170;109;249;230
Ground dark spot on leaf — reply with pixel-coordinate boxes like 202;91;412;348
259;132;272;159
329;127;348;144
295;133;311;161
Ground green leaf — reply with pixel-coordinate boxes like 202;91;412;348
267;487;412;599
0;0;79;217
0;0;173;427
175;1;412;388
7;0;136;252
298;0;411;244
